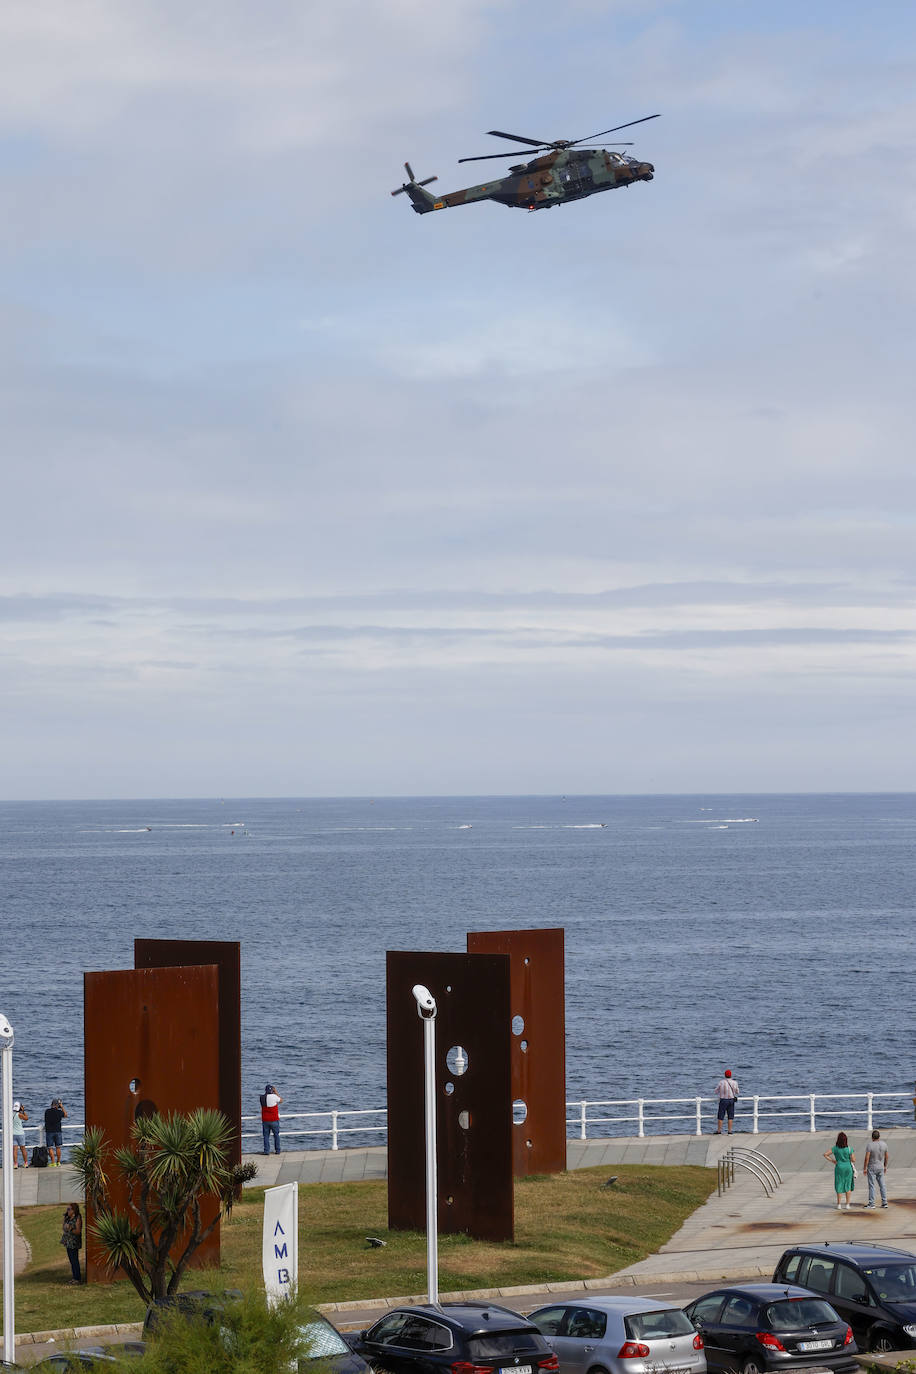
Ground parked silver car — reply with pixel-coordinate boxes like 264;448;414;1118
529;1298;707;1374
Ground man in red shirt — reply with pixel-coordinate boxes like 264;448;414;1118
260;1083;283;1155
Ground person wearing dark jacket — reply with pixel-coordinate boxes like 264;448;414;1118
61;1202;82;1282
44;1097;67;1166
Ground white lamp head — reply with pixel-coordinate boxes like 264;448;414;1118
412;985;437;1019
0;1014;13;1048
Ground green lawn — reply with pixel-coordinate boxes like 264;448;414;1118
15;1164;712;1332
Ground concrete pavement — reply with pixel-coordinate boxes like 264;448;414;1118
592;1126;916;1285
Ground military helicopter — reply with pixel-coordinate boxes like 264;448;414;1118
392;114;659;215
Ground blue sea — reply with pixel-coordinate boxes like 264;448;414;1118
1;793;914;1142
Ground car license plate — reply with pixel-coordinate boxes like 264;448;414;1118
503;1365;532;1374
798;1341;832;1352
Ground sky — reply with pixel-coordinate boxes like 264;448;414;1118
2;0;915;799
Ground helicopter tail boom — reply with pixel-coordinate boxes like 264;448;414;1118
391;161;443;214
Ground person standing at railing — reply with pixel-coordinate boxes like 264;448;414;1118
260;1082;283;1155
714;1069;739;1134
44;1097;68;1166
11;1100;29;1168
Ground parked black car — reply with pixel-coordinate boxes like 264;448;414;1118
142;1287;244;1335
683;1283;857;1374
349;1301;558;1374
31;1353;141;1373
773;1243;916;1353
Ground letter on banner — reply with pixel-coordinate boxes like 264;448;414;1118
262;1182;298;1306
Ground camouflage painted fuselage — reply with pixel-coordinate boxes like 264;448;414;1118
404;147;654;215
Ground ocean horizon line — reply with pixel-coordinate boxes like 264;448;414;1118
2;788;915;805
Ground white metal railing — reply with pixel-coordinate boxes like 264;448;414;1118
4;1091;912;1157
566;1091;915;1139
240;1108;387;1153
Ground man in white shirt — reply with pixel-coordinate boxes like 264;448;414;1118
714;1069;739;1134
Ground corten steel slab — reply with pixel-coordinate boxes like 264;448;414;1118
134;939;242;1166
467;928;566;1176
386;951;514;1242
84;964;221;1282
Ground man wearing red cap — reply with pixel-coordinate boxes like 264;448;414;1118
714;1069;739;1134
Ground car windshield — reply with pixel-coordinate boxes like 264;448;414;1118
626;1311;696;1340
299;1318;350;1358
765;1301;839;1329
469;1333;543;1359
862;1263;916;1301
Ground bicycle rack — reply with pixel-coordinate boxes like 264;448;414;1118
717;1146;782;1197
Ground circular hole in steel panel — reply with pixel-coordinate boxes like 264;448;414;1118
446;1045;469;1076
511;1014;525;1036
520;1039;529;1053
512;1099;528;1125
458;1111;470;1131
444;1081;455;1096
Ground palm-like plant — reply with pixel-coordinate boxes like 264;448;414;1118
71;1108;252;1303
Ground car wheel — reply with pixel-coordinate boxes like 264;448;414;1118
741;1359;763;1374
870;1333;896;1353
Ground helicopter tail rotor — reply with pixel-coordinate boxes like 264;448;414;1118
391;161;438;196
391;162;441;214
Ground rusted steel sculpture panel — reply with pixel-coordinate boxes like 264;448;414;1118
387;950;513;1241
467;928;566;1176
83;964;220;1281
134;939;242;1165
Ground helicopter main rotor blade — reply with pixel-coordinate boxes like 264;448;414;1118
486;129;553;147
571;113;660;144
458;149;548;163
458;142;634;164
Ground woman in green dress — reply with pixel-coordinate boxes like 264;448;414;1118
824;1131;855;1209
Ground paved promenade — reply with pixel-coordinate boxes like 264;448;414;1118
575;1126;916;1285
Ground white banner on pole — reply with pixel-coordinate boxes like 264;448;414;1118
262;1182;298;1307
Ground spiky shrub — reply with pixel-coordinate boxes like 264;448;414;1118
122;1290;317;1374
71;1109;254;1303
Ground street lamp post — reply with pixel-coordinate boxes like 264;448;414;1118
0;1013;15;1365
411;984;438;1305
